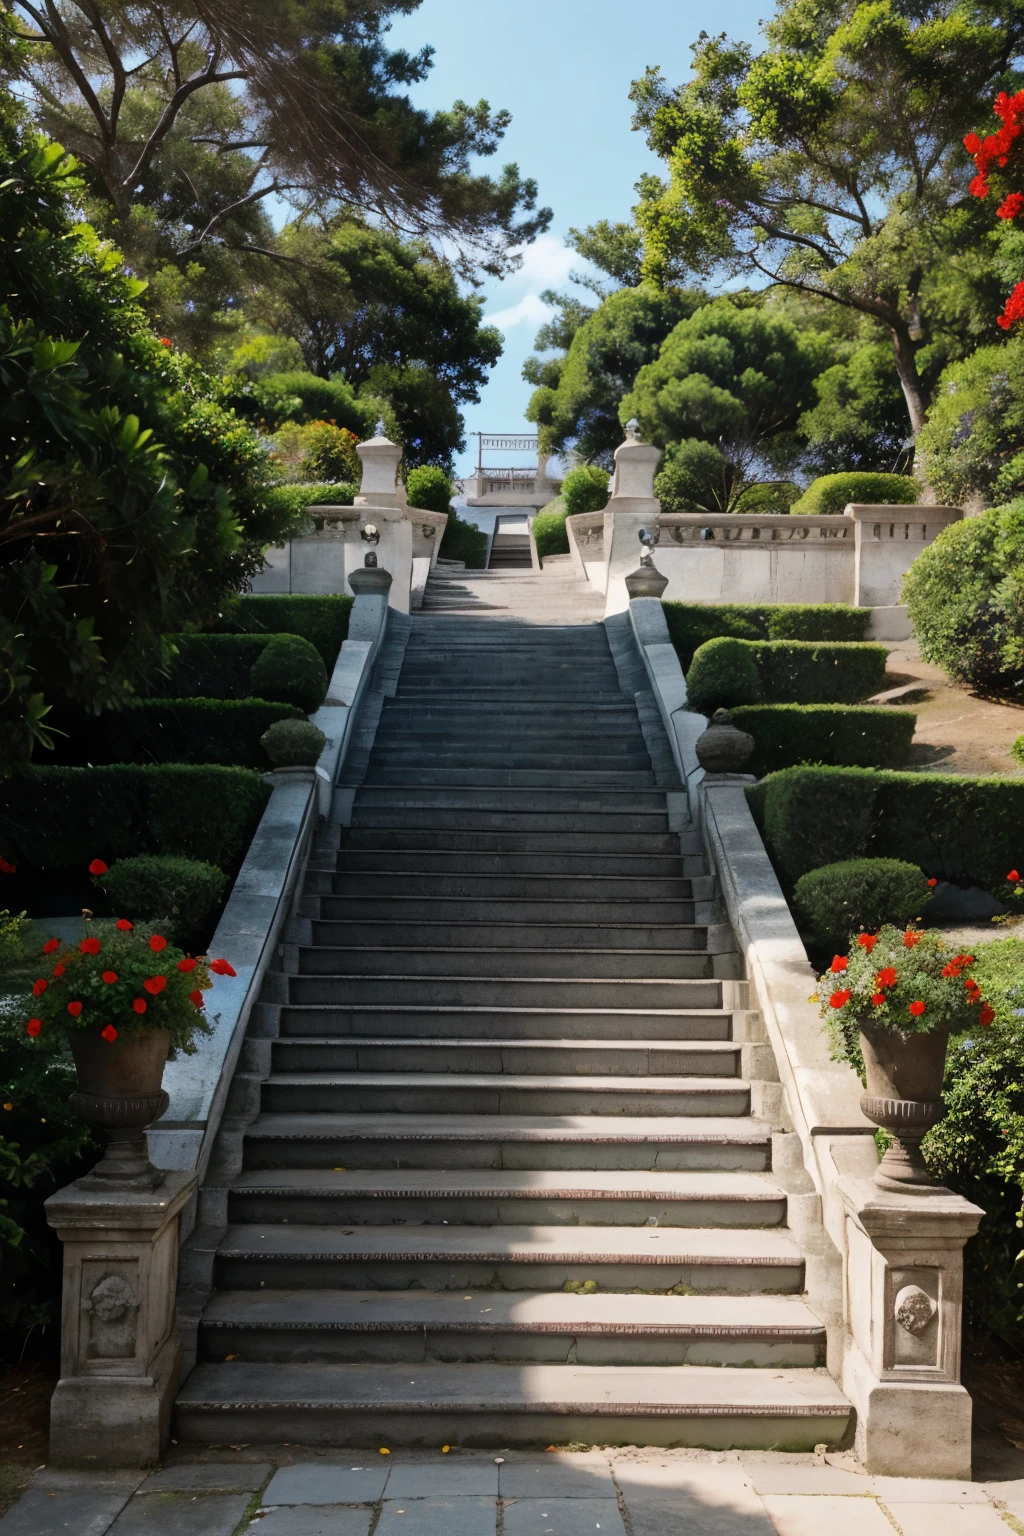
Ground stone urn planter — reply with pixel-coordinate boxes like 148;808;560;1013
694;709;754;775
69;1026;171;1190
858;1021;950;1192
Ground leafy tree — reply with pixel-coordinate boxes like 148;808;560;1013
8;0;551;287
0;123;290;775
800;342;913;474
629;3;1018;438
621;298;824;511
918;334;1024;506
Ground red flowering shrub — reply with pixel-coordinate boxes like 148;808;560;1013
965;93;1024;327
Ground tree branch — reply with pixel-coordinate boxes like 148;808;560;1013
177;180;293;252
121;65;248;192
19;1;112;148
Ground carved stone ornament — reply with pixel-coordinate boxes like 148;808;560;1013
894;1283;937;1336
86;1273;138;1323
694;709;755;774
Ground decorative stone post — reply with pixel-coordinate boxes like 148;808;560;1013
45;1170;196;1466
847;503;962;635
349;428;413;611
603;421;663;616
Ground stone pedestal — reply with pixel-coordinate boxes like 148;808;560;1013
603;426;663;616
847;503;962;608
45;1170;196;1467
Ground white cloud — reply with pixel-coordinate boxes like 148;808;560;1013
485;292;555;332
511;232;579;290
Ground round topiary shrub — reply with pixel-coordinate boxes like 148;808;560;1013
790;473;919;516
94;856;228;943
261;718;327;767
793;857;933;951
406;465;454;514
685;637;762;715
249;634;328;713
532;497;569;559
902;501;1024;689
561;464;610;517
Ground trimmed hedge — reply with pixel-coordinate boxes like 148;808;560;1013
95;856;227;943
52;698;304;768
263;482;357;521
533;498;569;560
663;602;871;670
748;764;1024;892
790;473;919;516
686;637;889;713
217;594;352;668
728;704;916;776
793;857;932;950
249;634;327;713
0;765;271;875
153;632;327;709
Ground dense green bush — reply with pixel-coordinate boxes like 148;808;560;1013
532;498;569;559
0;765;270;876
406;465;454;514
234;370;375;437
249;635;328;714
53;698;304;768
1013;734;1024;768
793;857;932;950
439;509;488;568
729;704;916;776
94;856;227;943
686;638;888;713
664;601;871;669
917;337;1024;508
155;634;268;699
262;718;327;767
561;465;610;517
790;473;919;516
902;502;1024;690
217;594;352;668
263;483;357;521
748;764;1024;891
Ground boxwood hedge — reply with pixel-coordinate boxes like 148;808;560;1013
686;637;888;713
217;593;352;668
728;704;916;777
663;601;871;670
53;698;304;768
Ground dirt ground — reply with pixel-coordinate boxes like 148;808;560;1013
883;637;1024;777
0;1356;53;1514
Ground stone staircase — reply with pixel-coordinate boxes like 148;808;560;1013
176;608;849;1448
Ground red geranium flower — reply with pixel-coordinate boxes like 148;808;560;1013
80;937;101;955
42;938;60;955
32;978;47;997
876;967;898;988
88;859;108;876
143;975;166;996
101;1025;118;1043
177;958;197;973
132;998;147;1014
909;1000;927;1017
927;878;938;888
997;192;1024;220
189;989;205;1008
209;957;236;976
979;1004;995;1027
903;931;922;948
856;934;878;953
829;989;852;1009
1009;870;1020;882
102;970;118;984
26;1019;41;1038
965;978;981;995
871;992;886;1006
830;955;848;973
149;934;167;953
116;918;133;931
160;337;172;346
67;1001;83;1017
52;963;65;977
0;856;15;874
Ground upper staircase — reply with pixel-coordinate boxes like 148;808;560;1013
176;597;849;1449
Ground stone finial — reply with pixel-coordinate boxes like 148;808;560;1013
610;421;661;504
694;709;755;774
355;430;402;506
625;418;641;442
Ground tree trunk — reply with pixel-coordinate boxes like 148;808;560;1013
888;323;935;499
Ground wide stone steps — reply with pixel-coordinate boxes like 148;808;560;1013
319;871;692;900
274;1005;733;1041
240;1113;774;1171
287;974;720;1008
366;767;659;788
349;806;671;834
308;921;707;951
270;1037;741;1076
338;828;684;853
196;1291;824;1367
353;785;668;812
315;896;697;924
293;948;711;979
322;848;687;875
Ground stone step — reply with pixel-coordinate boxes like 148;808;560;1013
337;829;685;855
224;1168;780;1229
212;1223;803;1294
276;1005;733;1042
241;1113;772;1171
328;850;687;876
370;747;653;768
294;948;712;981
261;1072;748;1117
196;1290;824;1367
308;922;704;951
353;785;668;812
349;807;671;834
175;1362;849;1448
316;897;697;924
380;700;638;718
366;766;657;789
271;1038;741;1078
321;872;693;900
374;727;650;749
288;975;719;1009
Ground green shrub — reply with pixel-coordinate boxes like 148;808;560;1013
729;704;916;776
439;509;488;568
532;498;569;560
264;483;357;522
217;594;352;668
749;764;1024;892
686;638;888;713
53;697;304;769
93;856;228;943
663;601;871;669
250;635;327;714
561;465;610;517
917;336;1024;508
406;465;454;514
1013;734;1024;768
790;473;919;516
155;634;269;699
793;857;932;950
902;502;1024;690
0;765;270;876
262;718;327;767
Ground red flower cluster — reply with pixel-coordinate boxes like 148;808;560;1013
903;930;922;949
88;859;108;876
830;955;848;973
42;938;60;955
997;282;1024;331
964;91;1024;200
101;1025;118;1043
80;936;101;956
830;988;852;1009
856;933;878;953
876;966;898;988
0;855;15;874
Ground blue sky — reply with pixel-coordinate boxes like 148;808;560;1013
389;0;767;476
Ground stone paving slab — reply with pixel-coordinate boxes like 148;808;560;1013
760;1494;896;1535
263;1462;391;1504
105;1491;253;1534
502;1497;627;1536
0;1484;137;1536
499;1457;617;1498
384;1461;499;1497
376;1496;497;1535
138;1464;271;1493
612;1463;776;1536
247;1507;373;1536
882;1503;1012;1535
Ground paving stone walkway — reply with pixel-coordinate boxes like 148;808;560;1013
3;1448;1023;1535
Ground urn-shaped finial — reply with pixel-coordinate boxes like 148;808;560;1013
694;709;755;774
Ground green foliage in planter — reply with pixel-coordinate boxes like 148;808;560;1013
561;465;609;517
263;483;357;520
217;594;352;668
790;473;919;516
24;921;214;1053
56;698;304;768
748;765;1024;892
439;509;488;568
406;465;454;514
663;601;871;670
93;858;227;944
686;637;888;714
923;939;1024;1343
532;498;569;560
262;719;327;767
795;858;933;951
728;704;916;777
249;634;327;713
0;764;270;876
902;502;1024;691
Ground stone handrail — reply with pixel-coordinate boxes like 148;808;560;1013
659;512;853;543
